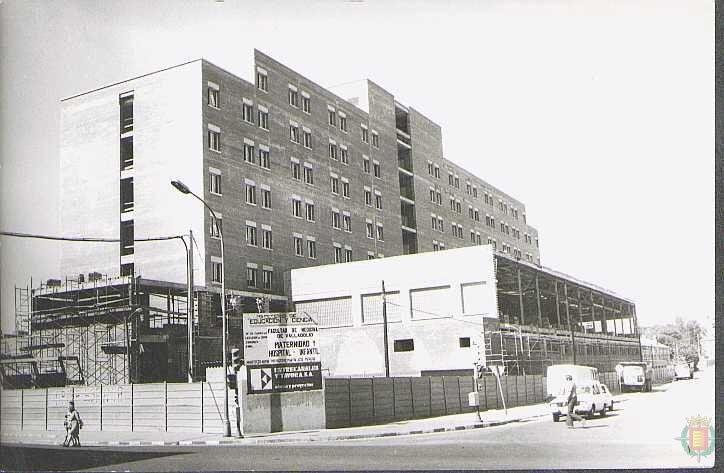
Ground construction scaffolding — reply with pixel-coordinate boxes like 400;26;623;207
2;275;207;388
481;254;642;376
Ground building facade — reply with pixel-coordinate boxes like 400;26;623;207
59;50;540;307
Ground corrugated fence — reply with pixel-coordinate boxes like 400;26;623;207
0;382;236;434
0;367;674;432
324;367;674;429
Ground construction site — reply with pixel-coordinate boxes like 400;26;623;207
481;254;643;376
0;275;259;389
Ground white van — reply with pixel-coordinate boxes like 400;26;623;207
547;364;609;422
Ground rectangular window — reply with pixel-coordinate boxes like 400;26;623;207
262;228;273;249
340;146;348;164
373;160;381;179
209;172;221;195
306;202;315;221
246;224;258;246
371;131;379;148
291;160;301;180
258;147;270;169
334;246;343;263
289;123;300;143
366;221;374;239
246;182;257;205
459;337;471;348
307;239;317;259
473;187;478;198
434;165;440;179
302;93;311;114
208;127;221;152
448;174;454;186
211;261;223;283
242;101;255;124
428;162;434;175
304;165;314;185
288;85;299;107
367;252;375;260
342;180;350;198
294;235;304;256
262;268;273;290
120;219;134;256
438;217;444;232
120;177;134;213
210;214;222;238
331;209;341;229
120;93;133;133
343;213;351;232
329;141;338;160
374;193;383;210
258;108;269;130
243;141;255;164
471;230;476;243
120;136;133;170
292;197;303;218
303;129;312;149
328;107;337;127
474;209;480;222
376;224;384;241
394;339;414;352
363;156;370;173
476;233;482;245
261;188;272;209
345;248;353;263
364;188;372;206
361;125;369;143
256;69;268;92
247;266;258;288
330;175;340;194
207;83;219;108
339;114;347;132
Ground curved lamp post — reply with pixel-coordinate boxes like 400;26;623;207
171;179;231;437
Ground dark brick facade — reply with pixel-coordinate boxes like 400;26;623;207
191;50;540;301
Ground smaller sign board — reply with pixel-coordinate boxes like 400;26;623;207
247;362;322;394
243;312;321;366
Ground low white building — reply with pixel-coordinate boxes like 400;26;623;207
291;246;497;377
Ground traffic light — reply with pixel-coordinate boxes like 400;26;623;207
231;348;243;372
226;373;237;390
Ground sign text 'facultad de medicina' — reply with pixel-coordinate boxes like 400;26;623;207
242;312;321;366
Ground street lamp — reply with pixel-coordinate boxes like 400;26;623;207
171;179;231;437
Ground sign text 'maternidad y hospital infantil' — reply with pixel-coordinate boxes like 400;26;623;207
243;312;322;394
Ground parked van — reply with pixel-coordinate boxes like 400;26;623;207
547;364;609;422
615;362;653;392
546;364;599;397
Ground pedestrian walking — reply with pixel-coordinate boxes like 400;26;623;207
63;401;83;447
562;375;586;429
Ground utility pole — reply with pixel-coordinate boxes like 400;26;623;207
187;229;194;383
381;280;390;377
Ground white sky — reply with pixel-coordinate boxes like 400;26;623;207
0;0;713;333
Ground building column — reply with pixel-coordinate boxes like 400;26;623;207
517;268;525;325
534;273;543;327
554;281;562;328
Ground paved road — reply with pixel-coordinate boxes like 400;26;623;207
2;368;714;471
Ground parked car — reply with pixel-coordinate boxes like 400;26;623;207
600;384;614;411
674;362;693;380
615;362;653;392
550;382;609;422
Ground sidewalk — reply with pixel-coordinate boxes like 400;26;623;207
1;402;550;447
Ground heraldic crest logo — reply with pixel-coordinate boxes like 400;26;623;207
675;414;715;462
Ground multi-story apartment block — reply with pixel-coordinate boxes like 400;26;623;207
59;50;541;308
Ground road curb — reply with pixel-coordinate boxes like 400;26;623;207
1;412;547;447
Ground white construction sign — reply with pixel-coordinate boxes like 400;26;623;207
242;312;322;394
243;312;321;366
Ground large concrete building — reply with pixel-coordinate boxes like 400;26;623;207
5;51;609;387
59;50;540;309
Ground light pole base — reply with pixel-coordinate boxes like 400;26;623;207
223;420;231;437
